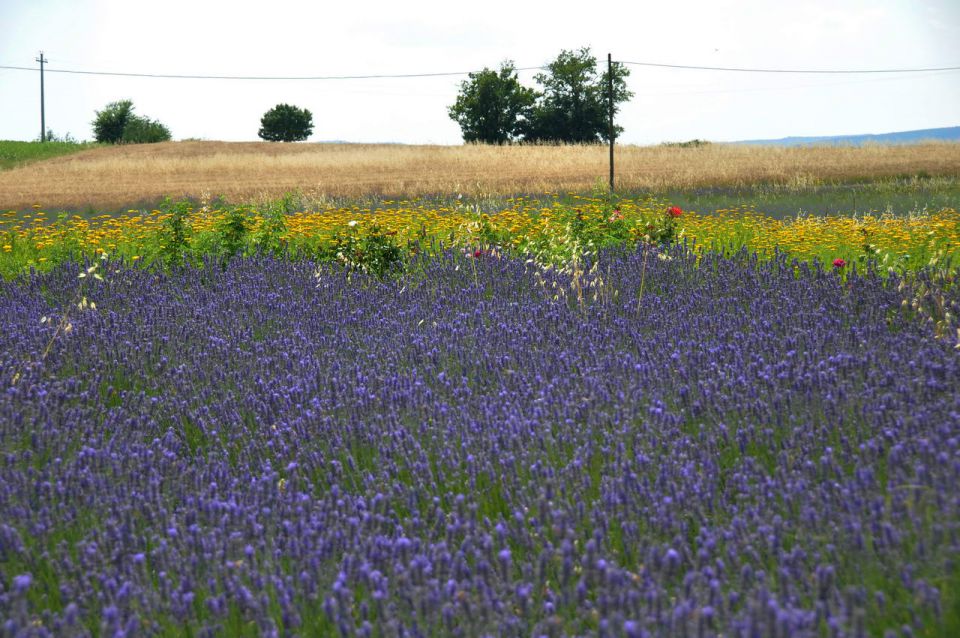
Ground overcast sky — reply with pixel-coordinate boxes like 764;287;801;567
1;0;958;145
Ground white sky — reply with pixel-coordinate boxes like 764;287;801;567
1;0;958;145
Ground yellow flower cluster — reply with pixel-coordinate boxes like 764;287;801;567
2;197;958;275
680;205;960;266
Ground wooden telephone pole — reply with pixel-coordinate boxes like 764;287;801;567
36;51;47;142
608;53;614;192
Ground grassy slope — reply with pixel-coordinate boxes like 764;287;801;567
0;140;99;171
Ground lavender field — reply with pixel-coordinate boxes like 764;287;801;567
1;248;959;637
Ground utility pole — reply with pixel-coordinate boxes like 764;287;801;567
36;51;47;142
608;53;614;193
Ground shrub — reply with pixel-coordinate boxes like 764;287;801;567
92;100;134;144
218;206;252;262
91;100;171;144
252;197;292;257
33;130;80;144
122;117;171;144
326;223;403;277
160;198;193;267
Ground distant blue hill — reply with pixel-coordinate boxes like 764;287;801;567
732;126;960;146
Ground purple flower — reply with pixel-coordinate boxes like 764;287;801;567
1;252;958;635
665;548;681;571
12;573;32;593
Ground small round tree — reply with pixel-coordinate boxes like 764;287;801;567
258;104;313;142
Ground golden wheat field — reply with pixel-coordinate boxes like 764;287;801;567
2;141;959;211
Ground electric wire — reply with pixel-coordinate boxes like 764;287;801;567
617;60;960;74
1;60;958;81
0;64;546;80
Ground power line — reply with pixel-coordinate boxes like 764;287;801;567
0;64;546;81
618;60;960;74
2;60;958;81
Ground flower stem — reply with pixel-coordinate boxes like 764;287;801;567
636;241;649;316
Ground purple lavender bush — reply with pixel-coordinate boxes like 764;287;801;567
0;247;958;637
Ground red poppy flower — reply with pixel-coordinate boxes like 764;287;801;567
668;206;682;218
833;258;846;269
474;249;482;258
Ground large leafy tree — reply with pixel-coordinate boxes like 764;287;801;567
258;104;314;142
448;62;538;144
527;48;632;144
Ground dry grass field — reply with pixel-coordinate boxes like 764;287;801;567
2;140;959;211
